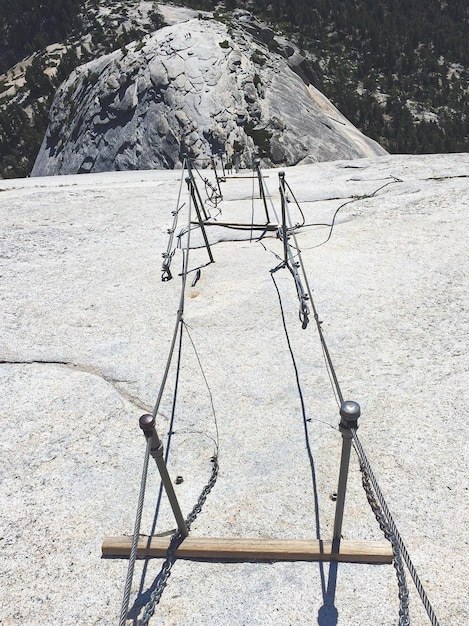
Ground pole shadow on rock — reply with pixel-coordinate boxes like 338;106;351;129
317;561;339;625
129;272;340;623
127;529;183;624
127;482;168;623
302;397;338;626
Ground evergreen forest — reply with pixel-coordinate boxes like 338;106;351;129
190;0;469;154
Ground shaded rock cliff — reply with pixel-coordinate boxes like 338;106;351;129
32;13;386;175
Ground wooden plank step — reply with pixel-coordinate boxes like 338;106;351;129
102;536;393;564
191;221;277;230
223;175;270;179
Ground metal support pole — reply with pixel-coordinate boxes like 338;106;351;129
186;176;214;264
210;155;223;200
253;157;270;223
139;414;188;537
332;401;361;553
186;160;209;221
219;151;226;180
279;171;288;263
253;157;262;199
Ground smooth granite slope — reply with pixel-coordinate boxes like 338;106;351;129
1;154;468;625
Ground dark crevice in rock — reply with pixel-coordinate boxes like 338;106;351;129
290;59;320;88
1;358;70;366
426;174;469;181
0;359;151;413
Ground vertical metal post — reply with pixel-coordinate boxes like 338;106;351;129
332;401;361;553
139;414;188;537
210;155;223;201
186;160;209;221
186;176;214;264
253;157;262;199
279;171;288;263
219;151;226;180
253;157;270;223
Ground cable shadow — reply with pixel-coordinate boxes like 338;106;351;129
128;421;182;622
126;562;170;623
271;271;338;626
301;397;338;626
127;538;182;624
127;448;218;625
128;270;340;624
127;555;339;624
128;321;221;624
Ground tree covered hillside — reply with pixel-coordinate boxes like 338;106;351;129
186;0;469;154
0;1;89;175
0;0;84;72
0;0;164;177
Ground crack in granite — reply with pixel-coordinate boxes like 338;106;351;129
0;359;152;413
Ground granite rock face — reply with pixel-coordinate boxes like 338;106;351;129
32;13;386;176
1;154;468;625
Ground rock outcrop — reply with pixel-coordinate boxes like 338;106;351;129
32;12;386;176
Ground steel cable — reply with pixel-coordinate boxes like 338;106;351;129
118;170;195;625
284;178;305;227
162;158;188;281
280;179;344;404
275;171;439;626
191;160;222;208
122;169;438;626
139;321;219;624
258;168;280;225
304;176;402;251
358;455;411;626
352;431;440;626
119;436;152;626
151;179;194;422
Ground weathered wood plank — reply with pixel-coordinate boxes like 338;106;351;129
102;536;393;564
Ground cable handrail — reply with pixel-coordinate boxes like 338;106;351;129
119;163;194;623
116;162;440;626
270;167;439;625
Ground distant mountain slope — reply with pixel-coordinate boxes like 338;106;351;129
0;0;164;178
0;0;84;72
0;1;467;177
32;15;386;176
211;0;469;154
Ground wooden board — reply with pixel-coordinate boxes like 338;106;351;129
102;536;393;564
192;221;278;230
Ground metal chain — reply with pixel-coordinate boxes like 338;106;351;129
139;456;219;625
354;431;440;626
139;532;183;626
185;455;219;528
359;459;410;626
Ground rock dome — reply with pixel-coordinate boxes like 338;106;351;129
32;15;386;176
